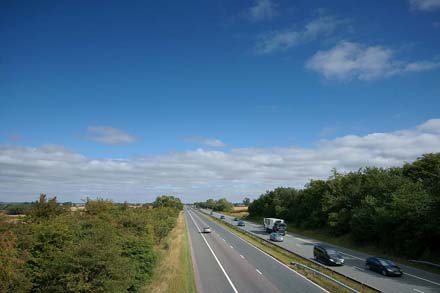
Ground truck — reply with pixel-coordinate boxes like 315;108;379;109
263;218;287;235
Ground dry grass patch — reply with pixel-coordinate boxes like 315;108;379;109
143;211;196;293
223;206;249;218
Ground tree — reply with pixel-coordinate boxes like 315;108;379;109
214;198;233;212
153;196;183;210
243;197;251;206
27;194;64;221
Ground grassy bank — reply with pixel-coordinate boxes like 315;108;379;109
143;212;196;293
202;212;379;293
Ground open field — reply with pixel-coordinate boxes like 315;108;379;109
223;206;249;218
143;211;196;293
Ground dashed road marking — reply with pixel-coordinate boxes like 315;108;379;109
187;210;239;293
413;289;425;293
405;273;440;286
240;254;245;259
256;269;263;275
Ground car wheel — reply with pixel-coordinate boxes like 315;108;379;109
382;270;387;276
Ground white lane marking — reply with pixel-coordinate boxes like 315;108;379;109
294;237;311;242
240;254;245;259
222;239;226;241
354;266;364;272
197;211;329;293
413;289;424;293
340;252;363;260
256;269;263;275
187;211;239;293
230;245;234;249
405;272;440;286
199;209;440;288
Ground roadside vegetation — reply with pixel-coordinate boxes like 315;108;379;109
0;194;183;292
143;211;195;293
248;153;440;262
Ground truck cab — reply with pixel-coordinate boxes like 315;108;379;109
263;218;287;235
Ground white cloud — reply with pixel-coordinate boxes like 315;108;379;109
417;118;440;133
184;136;225;147
246;0;277;22
87;126;136;145
306;41;440;81
255;15;347;54
1;119;440;203
409;0;440;11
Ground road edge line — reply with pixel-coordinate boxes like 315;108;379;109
187;210;239;293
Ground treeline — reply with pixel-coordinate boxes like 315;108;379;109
0;202;34;215
194;198;234;212
249;153;440;259
0;194;183;292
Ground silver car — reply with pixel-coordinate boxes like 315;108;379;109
270;232;284;242
203;227;212;233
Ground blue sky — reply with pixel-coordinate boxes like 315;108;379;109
1;0;440;203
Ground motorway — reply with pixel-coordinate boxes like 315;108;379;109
203;209;440;293
185;207;327;293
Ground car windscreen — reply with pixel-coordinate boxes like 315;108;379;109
325;249;339;256
379;259;395;266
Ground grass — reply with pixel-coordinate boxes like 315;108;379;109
202;212;379;293
143;211;196;293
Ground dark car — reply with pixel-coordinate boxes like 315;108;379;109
237;220;245;226
233;217;239;221
365;257;402;277
220;215;225;219
270;232;284;242
313;245;345;266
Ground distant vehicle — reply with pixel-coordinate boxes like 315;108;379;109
365;257;402;277
237;220;245;226
220;215;225;219
233;217;239;221
203;227;212;233
313;245;345;266
263;218;287;235
270;232;284;242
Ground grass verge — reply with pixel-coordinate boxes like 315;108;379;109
202;212;379;293
143;211;196;293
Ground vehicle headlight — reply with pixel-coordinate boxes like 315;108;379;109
329;259;335;262
387;268;393;272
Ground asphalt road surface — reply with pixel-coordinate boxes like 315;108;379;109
202;209;440;293
185;207;327;293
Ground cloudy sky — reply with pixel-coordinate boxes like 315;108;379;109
1;0;440;203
